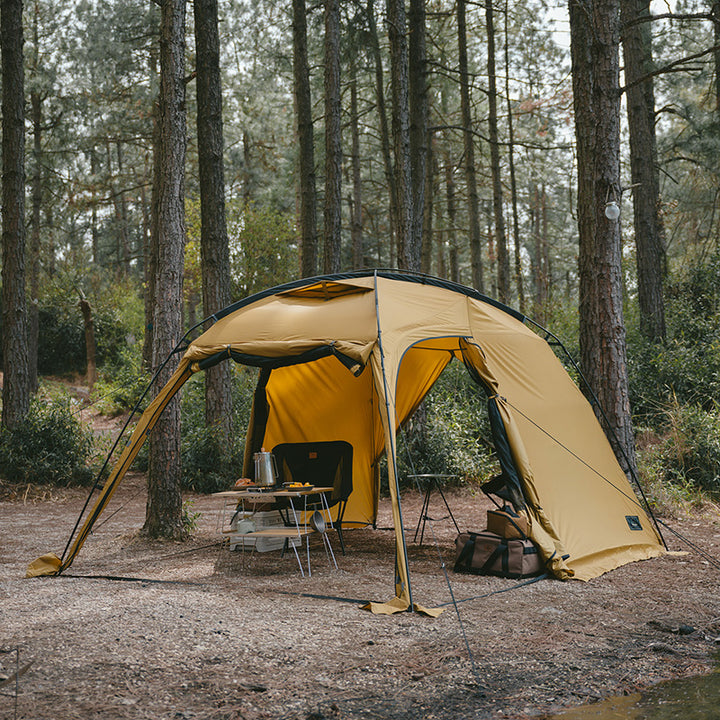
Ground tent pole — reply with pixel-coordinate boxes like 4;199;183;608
373;271;415;611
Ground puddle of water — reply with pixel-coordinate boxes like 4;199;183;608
547;670;720;720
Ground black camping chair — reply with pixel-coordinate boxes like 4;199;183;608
481;473;526;513
272;441;353;554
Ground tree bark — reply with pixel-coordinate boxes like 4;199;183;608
323;0;342;273
29;89;42;394
388;0;414;270
421;132;435;274
194;0;233;446
621;0;666;341
292;0;318;277
78;296;98;389
485;0;510;303
570;0;637;476
713;1;720;120
145;0;187;540
143;88;160;372
504;0;525;313
1;0;31;431
367;0;398;254
350;75;363;269
457;0;484;292
445;154;460;283
408;0;427;271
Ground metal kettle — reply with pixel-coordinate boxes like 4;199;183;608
254;450;278;487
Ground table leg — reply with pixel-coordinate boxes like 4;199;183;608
413;480;434;545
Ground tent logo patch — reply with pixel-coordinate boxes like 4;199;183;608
626;515;643;531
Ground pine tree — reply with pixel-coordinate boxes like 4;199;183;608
570;0;637;476
1;0;31;431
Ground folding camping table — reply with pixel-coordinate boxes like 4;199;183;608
214;486;337;576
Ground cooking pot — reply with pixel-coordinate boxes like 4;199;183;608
254;450;278;487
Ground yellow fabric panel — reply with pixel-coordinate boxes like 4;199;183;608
466;304;663;579
261;356;378;526
374;278;472;350
185;281;378;365
395;343;454;429
26;553;62;578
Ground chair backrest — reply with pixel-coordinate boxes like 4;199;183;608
272;441;353;506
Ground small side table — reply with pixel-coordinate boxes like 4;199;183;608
409;474;460;546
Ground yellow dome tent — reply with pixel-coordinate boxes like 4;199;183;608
27;271;665;614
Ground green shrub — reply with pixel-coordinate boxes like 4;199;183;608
628;253;720;424
179;368;254;493
0;395;95;486
657;401;720;493
91;346;151;416
392;360;498;490
181;423;239;494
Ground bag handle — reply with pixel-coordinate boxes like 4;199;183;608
454;534;509;574
493;507;528;540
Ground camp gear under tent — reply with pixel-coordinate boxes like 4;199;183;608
28;271;665;613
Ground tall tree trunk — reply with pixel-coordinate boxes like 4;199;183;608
421;132;435;274
27;3;41;394
145;0;187;540
713;1;720;120
457;0;484;292
78;295;98;389
143;89;160;371
350;75;363;269
292;0;318;277
90;149;100;264
621;0;666;341
504;0;525;312
195;0;233;447
445;154;460;283
570;0;637;477
1;0;30;431
242;130;252;205
106;141;131;275
388;0;414;270
408;0;427;271
29;89;42;394
323;0;342;273
485;0;510;303
116;142;132;275
367;0;398;255
541;183;551;303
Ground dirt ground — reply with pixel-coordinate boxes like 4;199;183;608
2;469;720;720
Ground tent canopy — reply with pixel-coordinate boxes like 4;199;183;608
28;271;665;613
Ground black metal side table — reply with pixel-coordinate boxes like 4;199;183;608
409;474;460;546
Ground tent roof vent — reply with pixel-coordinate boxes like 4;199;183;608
279;280;372;301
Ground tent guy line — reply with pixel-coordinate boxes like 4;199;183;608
503;397;664;536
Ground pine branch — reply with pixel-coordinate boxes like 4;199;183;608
621;44;720;94
623;11;714;30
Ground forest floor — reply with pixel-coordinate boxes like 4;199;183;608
2;396;720;720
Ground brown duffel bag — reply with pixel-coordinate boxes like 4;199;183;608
486;506;528;539
453;530;544;579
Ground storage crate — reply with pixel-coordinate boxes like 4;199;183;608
227;510;300;552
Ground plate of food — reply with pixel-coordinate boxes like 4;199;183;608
234;477;256;488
